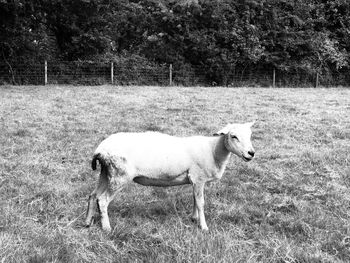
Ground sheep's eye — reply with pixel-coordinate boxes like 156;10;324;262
231;135;238;140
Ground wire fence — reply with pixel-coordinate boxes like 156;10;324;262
0;60;349;87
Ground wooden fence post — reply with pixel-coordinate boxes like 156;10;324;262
315;72;319;88
111;62;114;84
169;64;173;86
272;68;276;88
44;60;47;85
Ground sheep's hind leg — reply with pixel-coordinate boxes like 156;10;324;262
97;175;131;232
85;169;109;227
97;191;112;232
85;194;97;227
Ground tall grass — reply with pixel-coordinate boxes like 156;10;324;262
0;85;349;262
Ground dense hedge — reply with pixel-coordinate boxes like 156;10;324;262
1;0;350;85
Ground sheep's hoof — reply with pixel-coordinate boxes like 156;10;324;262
102;225;112;233
85;216;95;228
200;225;209;231
190;213;199;222
101;218;112;232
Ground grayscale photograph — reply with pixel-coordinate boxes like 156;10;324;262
0;1;349;262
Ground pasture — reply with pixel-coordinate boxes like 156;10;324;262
0;85;349;262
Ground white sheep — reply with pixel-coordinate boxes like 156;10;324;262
85;122;256;232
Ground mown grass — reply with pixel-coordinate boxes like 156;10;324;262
0;85;349;262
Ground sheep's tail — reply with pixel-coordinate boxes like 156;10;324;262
91;153;108;170
91;152;124;180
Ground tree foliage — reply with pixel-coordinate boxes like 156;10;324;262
1;0;349;84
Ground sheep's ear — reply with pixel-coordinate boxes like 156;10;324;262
213;125;231;136
247;120;256;127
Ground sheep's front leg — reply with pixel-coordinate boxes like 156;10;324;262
191;193;199;222
193;182;208;231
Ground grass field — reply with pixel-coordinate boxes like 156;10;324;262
0;85;349;262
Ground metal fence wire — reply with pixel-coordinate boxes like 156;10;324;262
48;61;111;85
0;60;349;87
0;62;44;85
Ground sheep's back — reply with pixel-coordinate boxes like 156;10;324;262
95;132;194;177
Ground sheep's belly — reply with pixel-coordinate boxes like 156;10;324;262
133;173;190;187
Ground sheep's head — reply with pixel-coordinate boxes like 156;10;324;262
214;122;256;162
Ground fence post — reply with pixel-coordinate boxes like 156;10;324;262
315;72;319;88
272;68;276;88
169;64;173;86
44;60;47;85
111;62;114;84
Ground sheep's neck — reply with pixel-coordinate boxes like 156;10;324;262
212;135;231;171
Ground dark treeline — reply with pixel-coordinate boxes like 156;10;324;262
1;0;350;85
